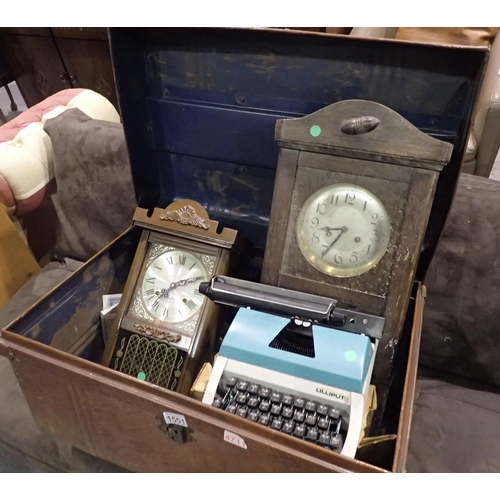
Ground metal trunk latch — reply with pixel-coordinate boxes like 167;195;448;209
158;412;193;444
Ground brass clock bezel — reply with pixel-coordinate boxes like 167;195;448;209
296;183;391;278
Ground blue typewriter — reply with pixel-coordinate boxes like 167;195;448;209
200;276;384;458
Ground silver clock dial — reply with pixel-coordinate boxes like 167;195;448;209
296;183;391;277
140;250;208;323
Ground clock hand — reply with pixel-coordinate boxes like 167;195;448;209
159;276;204;298
321;226;347;259
158;280;184;299
318;226;343;238
184;276;204;284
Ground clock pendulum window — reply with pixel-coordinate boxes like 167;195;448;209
261;100;453;429
102;200;239;394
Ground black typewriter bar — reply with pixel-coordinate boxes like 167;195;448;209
198;275;344;325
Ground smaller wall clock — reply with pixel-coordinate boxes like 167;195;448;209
102;200;238;394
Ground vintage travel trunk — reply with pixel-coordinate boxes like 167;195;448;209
0;28;487;472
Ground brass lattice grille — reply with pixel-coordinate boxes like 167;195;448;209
115;334;184;390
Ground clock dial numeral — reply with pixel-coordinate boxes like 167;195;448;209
345;193;355;205
145;288;155;296
185;299;197;310
316;203;327;215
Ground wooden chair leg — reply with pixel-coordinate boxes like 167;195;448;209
4;84;17;112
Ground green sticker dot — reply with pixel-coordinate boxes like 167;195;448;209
310;125;322;137
137;372;146;381
344;350;357;362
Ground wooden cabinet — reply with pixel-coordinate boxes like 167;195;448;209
0;28;118;110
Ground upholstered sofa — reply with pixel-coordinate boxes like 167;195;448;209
0;89;120;262
2;89;500;472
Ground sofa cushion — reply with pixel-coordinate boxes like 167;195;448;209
420;173;500;388
407;371;500;472
43;108;137;262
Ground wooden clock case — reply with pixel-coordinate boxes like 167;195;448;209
261;99;453;427
102;200;238;394
0;28;487;472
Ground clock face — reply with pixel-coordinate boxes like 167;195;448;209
296;183;391;277
140;249;209;323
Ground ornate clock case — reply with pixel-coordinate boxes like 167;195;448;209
102;199;238;394
261;99;454;422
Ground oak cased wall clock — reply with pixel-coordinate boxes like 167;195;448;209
261;100;453;424
102;200;238;394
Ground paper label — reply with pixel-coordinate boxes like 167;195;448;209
162;412;188;428
224;430;247;449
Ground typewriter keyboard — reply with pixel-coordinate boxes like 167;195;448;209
212;377;345;453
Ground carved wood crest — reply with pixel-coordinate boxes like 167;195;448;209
132;199;237;247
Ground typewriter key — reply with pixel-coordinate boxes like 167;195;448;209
258;414;271;426
293;409;305;423
293;397;305;409
247;409;259;422
318;417;329;430
226;377;238;388
329;434;343;452
317;404;328;416
328;407;340;420
271;417;283;430
258;387;271;398
237;406;248;418
306;428;319;442
236;380;248;391
305;401;317;412
293;423;306;438
236;392;248;405
318;431;331;446
305;413;317;426
226;404;238;414
271;403;282;416
248;384;260;394
259;400;271;412
270;391;283;404
247;396;260;408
